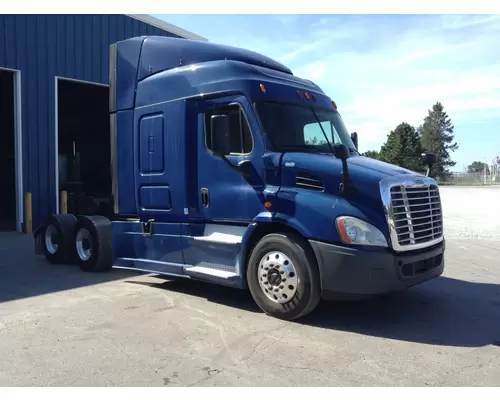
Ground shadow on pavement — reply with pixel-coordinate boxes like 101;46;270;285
306;277;500;348
127;277;261;314
0;232;142;304
128;274;500;349
4;232;499;348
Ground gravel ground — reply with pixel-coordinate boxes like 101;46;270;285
440;186;500;241
0;185;499;386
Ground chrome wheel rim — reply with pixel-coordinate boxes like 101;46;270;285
258;251;298;304
44;224;59;255
76;228;92;261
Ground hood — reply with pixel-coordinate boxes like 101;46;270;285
347;155;421;177
281;152;420;189
279;152;422;222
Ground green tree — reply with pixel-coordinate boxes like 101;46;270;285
378;122;425;172
362;150;381;160
304;136;327;146
467;161;490;175
419;102;458;180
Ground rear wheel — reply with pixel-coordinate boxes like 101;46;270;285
42;214;77;264
73;216;113;272
246;232;321;321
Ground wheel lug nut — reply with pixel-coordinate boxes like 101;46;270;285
280;286;284;289
274;288;279;292
264;281;268;285
280;270;285;274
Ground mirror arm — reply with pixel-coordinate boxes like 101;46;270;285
339;159;355;197
426;164;433;177
215;153;252;177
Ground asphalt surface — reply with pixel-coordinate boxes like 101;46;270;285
0;186;499;387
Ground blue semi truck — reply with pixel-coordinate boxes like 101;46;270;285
34;36;445;321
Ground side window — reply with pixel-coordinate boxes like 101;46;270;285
205;104;253;154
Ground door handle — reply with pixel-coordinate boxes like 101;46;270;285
201;188;209;208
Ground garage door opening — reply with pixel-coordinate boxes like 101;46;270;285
57;78;112;217
0;70;17;231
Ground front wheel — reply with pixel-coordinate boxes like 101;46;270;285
246;232;321;321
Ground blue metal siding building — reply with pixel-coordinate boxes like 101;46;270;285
0;14;205;232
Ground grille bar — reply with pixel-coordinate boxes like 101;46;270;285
393;201;441;209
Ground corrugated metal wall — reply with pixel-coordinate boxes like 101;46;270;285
0;14;183;230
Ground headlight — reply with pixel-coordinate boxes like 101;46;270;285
335;216;388;247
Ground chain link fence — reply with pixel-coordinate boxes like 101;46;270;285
437;163;500;186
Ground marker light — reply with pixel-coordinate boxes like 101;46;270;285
304;92;310;100
312;94;317;102
296;90;302;99
332;100;337;108
260;84;267;93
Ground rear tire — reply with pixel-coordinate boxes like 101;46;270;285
73;216;113;273
42;214;77;264
246;232;321;321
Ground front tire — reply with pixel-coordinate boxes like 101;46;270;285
246;232;321;321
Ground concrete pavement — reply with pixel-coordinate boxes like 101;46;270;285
0;186;499;386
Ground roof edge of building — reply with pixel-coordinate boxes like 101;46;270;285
126;14;208;42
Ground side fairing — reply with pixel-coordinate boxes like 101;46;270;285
274;153;392;244
274;188;376;243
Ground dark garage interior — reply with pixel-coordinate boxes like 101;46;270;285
0;70;16;231
57;79;112;216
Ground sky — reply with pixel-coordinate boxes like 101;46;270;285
155;14;500;171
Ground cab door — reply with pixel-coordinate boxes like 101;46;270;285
196;95;267;223
181;94;269;273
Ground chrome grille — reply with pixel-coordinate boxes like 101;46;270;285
390;184;443;247
380;175;444;252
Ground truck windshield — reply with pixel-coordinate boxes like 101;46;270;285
255;101;357;154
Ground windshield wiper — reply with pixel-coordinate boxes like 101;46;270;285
310;108;335;155
280;144;326;152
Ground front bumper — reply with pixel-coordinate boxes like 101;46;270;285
309;239;445;300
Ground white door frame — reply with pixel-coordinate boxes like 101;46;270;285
54;76;109;213
0;67;23;232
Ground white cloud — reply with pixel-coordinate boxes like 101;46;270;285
274;14;301;26
277;39;329;63
293;60;329;81
440;14;500;30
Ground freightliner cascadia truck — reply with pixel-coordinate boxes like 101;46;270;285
34;36;445;321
